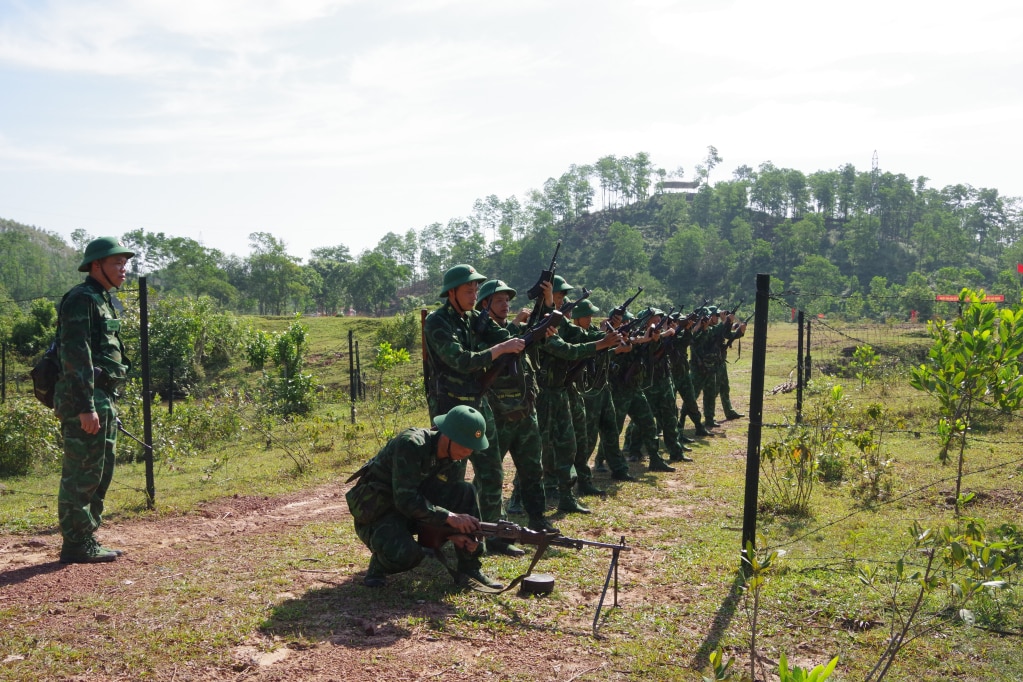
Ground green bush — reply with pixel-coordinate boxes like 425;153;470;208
0;398;62;477
116;381;246;462
262;319;315;417
375;310;420;352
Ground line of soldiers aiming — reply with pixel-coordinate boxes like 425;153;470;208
419;256;748;554
345;252;749;589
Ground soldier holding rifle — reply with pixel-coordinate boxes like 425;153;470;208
423;264;526;556
345;406;503;589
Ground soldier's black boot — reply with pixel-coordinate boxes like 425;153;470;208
363;555;387;587
528;515;560;534
648;454;676;473
59;536;117;564
577;479;606;497
557;485;592;514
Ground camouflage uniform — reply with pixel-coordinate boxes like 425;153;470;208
643;333;691;462
487;317;549;528
573;322;633;481
691;317;727;426
669;323;708;436
536;328;602;512
55;276;130;546
424;299;512;525
346;427;484;578
606;341;668;470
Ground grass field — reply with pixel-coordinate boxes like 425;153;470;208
1;316;1021;681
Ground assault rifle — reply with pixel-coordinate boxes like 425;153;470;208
614;308;654;337
417;519;631;630
417;519;630;555
526;240;561;301
724;299;744;318
610;287;643;320
477;290;591;395
474;296;492;335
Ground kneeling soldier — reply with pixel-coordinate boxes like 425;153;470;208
345;406;502;589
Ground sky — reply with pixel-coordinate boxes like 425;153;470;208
1;0;1021;265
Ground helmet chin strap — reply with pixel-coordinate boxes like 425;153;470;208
92;261;116;291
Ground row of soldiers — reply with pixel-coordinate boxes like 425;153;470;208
419;263;747;558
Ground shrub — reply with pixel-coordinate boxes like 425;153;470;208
375;310;420;352
0;398;62;477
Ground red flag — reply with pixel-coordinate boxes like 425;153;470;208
1017;263;1023;274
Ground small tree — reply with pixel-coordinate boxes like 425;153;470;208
910;289;1023;511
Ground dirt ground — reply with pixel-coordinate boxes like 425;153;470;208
0;480;678;681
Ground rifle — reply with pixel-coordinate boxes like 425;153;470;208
526;240;561;326
527;240;561;301
610;287;643;320
615;308;654;337
476;310;565;395
724;299;744;318
477;290;591;395
417;519;631;626
474;296;492;335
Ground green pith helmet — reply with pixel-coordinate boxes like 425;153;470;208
622;310;636;321
438;264;487;299
551;275;574;293
641;306;665;318
477;279;516;306
78;237;135;272
571;299;600;320
434;405;489;451
708;305;720;315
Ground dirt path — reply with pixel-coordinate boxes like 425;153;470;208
1;482;648;681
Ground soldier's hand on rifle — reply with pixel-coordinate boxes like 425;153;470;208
490;337;526;359
596;330;622;351
513;308;531;324
445;512;480;534
540;279;554;308
449;534;480;553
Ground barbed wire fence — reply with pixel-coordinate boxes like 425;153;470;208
747;286;1023;572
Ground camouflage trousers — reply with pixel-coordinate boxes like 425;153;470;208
567;390;595;486
495;411;546;519
613;386;658;459
672;360;703;433
536;386;577;487
645;375;687;459
58;390;118;543
581;388;630;477
717;362;737;414
691;363;720;424
354;479;482;575
430;393;504;524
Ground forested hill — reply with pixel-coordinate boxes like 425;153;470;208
2;155;1022;323
0;218;80;304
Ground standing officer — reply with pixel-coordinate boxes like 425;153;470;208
345;406;502;589
423;264;525;556
56;237;134;564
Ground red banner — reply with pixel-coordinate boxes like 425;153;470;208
1017;262;1023;274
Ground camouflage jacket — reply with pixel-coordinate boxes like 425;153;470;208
54;277;130;419
345;428;462;527
487;318;538;420
536;325;599;390
424;301;513;401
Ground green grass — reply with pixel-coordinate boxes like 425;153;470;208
2;317;1022;680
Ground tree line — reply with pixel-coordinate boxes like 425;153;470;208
3;149;1022;340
